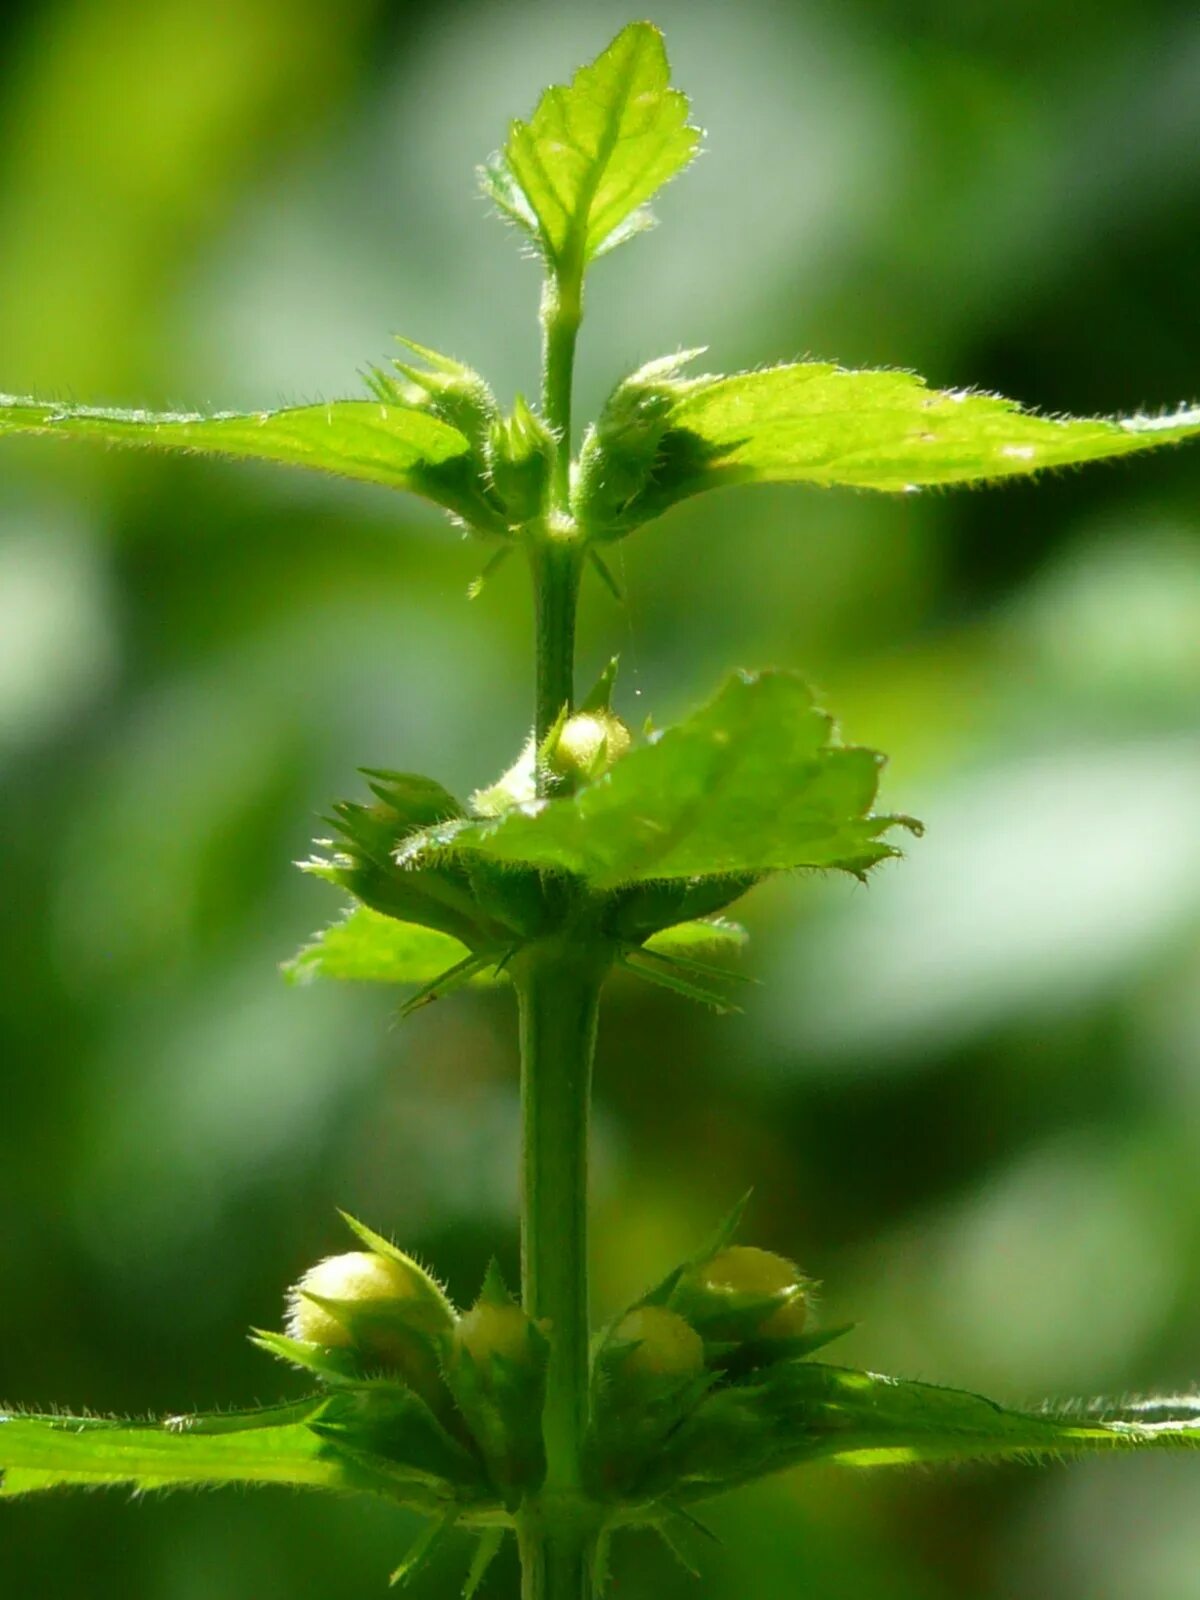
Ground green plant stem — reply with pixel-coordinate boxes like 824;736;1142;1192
531;257;586;771
518;1517;596;1600
516;251;598;1600
513;943;608;1600
529;536;584;767
540;261;583;511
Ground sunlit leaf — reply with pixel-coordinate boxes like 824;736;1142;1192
583;361;1200;530
482;22;699;267
644;918;747;957
399;671;915;890
282;905;500;988
0;396;505;530
0;1401;344;1498
284;906;743;988
661;1365;1200;1496
776;1367;1200;1473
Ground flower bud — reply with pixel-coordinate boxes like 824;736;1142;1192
547;710;632;786
285;1248;454;1414
671;1246;809;1343
390;338;500;455
455;1301;539;1373
486;396;554;525
611;1307;705;1381
446;1289;548;1504
573;350;709;538
586;1305;709;1498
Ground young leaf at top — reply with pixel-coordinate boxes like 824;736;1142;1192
398;671;916;890
0;393;508;535
574;358;1200;537
482;22;699;268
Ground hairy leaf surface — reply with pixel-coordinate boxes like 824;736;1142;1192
483;22;699;265
0;396;504;528
592;362;1200;528
283;907;489;987
0;1402;346;1498
399;671;913;889
770;1366;1200;1474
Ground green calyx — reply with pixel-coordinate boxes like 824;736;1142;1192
486;395;556;526
573;350;710;539
670;1246;812;1344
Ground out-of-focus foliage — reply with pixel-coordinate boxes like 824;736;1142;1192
1;2;1199;1598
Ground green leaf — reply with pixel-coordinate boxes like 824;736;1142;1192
399;671;916;890
0;1401;344;1499
389;1510;457;1588
644;918;747;958
661;1365;1200;1497
0;395;506;531
771;1366;1200;1473
619;949;742;1015
578;360;1200;532
462;1528;505;1599
482;23;699;268
283;905;502;989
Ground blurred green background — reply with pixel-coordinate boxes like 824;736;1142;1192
2;1;1199;1595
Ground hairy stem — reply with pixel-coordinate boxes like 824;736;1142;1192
514;944;609;1600
530;536;584;767
540;262;583;512
518;1517;596;1600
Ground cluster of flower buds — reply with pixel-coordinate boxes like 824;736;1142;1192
586;1239;841;1504
364;339;564;535
256;1216;847;1531
255;1214;548;1513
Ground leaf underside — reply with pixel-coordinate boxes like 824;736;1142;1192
0;1402;344;1499
0;395;496;524
398;671;914;890
283;904;746;987
759;1366;1200;1478
483;21;699;265
642;364;1200;510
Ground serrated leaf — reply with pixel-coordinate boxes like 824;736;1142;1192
283;906;497;988
483;23;699;267
399;671;915;890
0;395;506;531
0;1401;343;1498
614;364;1200;519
